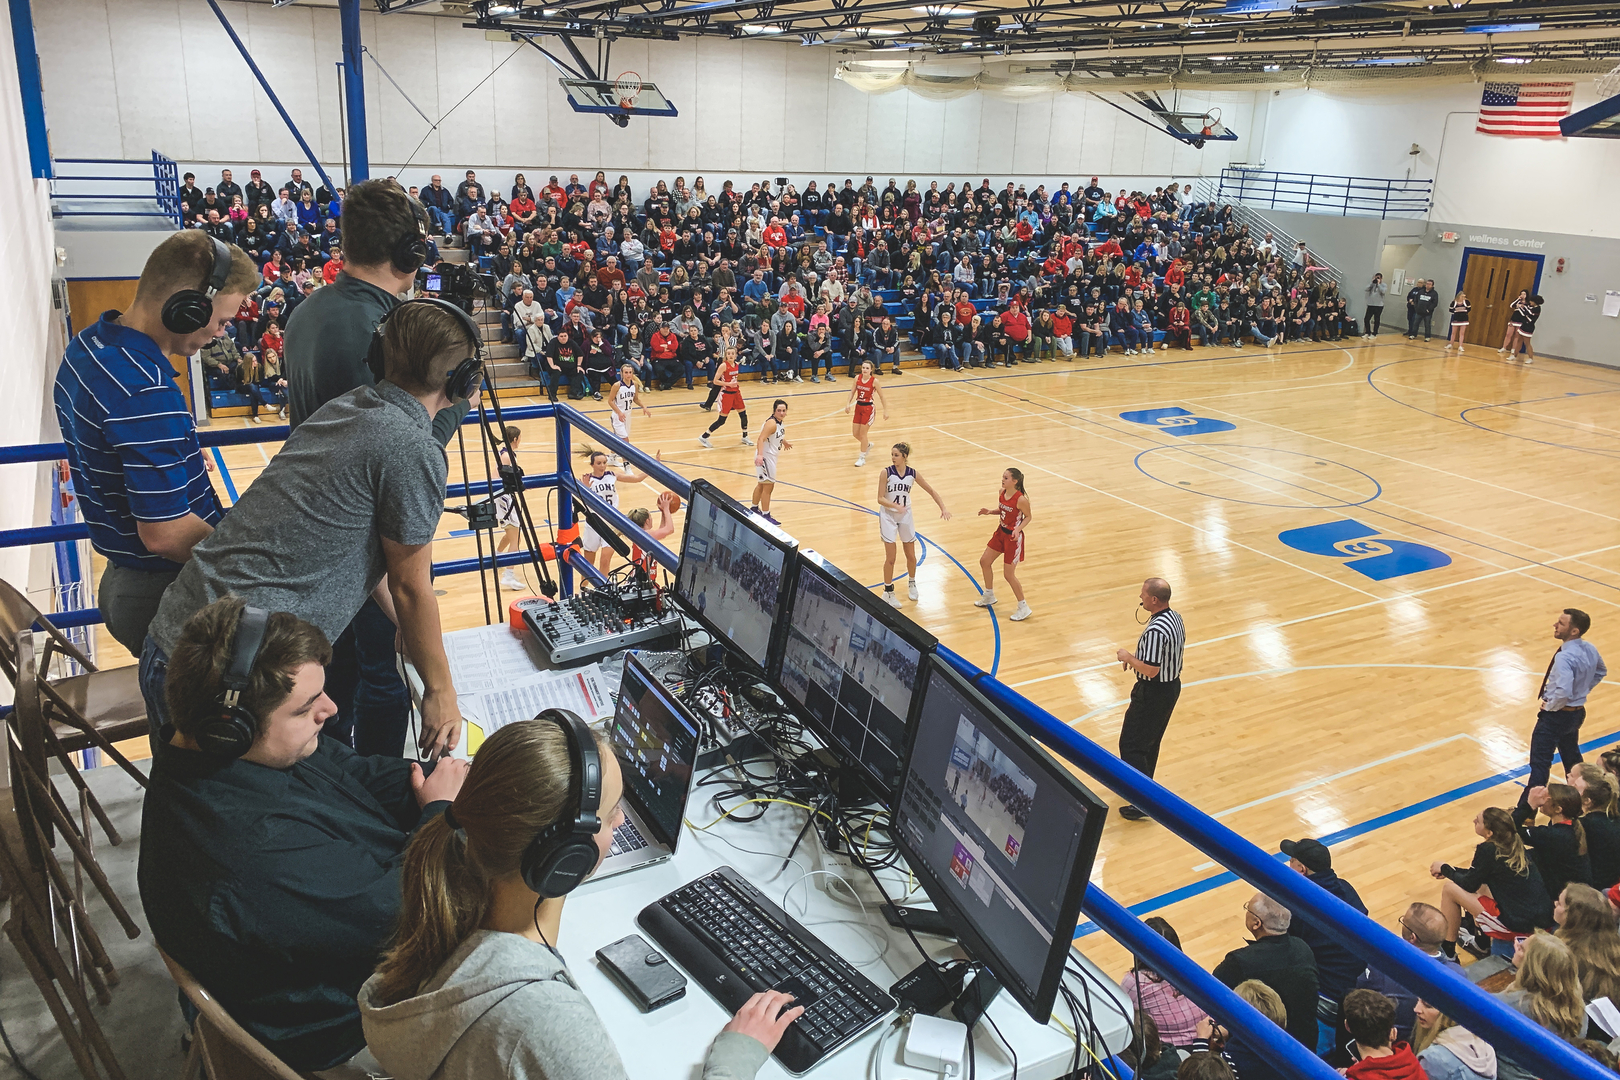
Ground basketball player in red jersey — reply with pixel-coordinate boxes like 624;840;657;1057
844;359;889;466
976;467;1033;621
699;346;751;448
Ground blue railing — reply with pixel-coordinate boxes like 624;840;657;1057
1218;167;1433;219
50;152;184;226
0;408;1606;1080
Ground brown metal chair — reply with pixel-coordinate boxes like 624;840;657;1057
157;948;314;1080
0;577;148;791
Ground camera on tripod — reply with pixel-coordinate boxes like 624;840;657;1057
416;263;497;301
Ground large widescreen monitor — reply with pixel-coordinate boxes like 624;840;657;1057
672;479;796;674
773;551;935;800
892;662;1108;1021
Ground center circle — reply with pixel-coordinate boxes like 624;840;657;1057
1134;443;1382;508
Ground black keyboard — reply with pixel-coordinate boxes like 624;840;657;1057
638;866;895;1074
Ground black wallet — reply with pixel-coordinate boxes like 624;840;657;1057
596;934;688;1011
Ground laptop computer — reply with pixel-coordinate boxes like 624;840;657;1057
596;652;703;880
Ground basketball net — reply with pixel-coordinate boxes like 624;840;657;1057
1599;62;1620;100
615;73;643;112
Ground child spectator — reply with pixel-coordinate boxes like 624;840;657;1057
1340;990;1426;1080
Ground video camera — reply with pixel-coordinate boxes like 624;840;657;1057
416;262;497;300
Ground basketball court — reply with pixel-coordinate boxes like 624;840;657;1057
130;327;1615;977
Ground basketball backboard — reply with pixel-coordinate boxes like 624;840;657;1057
559;78;679;118
1560;93;1620;138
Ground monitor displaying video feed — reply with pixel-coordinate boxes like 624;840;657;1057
673;480;796;673
893;662;1108;1021
774;551;935;799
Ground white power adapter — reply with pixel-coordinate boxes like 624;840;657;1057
901;1013;969;1077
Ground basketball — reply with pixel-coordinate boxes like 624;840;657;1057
660;490;682;514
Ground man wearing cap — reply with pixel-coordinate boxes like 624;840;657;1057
245;169;275;213
1281;837;1369;1055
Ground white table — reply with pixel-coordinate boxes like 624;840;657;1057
422;626;1135;1079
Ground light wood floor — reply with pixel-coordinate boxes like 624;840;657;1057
93;336;1619;984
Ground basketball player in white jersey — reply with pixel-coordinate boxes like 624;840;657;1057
578;448;652;574
878;442;951;608
751;399;792;525
493;425;529;591
609;363;651;442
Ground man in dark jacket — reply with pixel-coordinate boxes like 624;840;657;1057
1350;902;1463;1051
1281;837;1369;1054
139;597;466;1073
1213;892;1320;1049
1406;281;1438;340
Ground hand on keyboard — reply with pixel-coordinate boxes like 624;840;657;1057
722;990;807;1054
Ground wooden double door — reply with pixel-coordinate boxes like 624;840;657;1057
1459;252;1540;346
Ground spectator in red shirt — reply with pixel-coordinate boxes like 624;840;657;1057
763;217;788;252
322;250;342;285
1167;301;1192;350
954;294;977;328
1341;990;1426;1080
1052;306;1075;359
543;175;567;205
234;296;260;345
1001;303;1031;364
1165;259;1186;289
260;323;284;358
649;321;681;390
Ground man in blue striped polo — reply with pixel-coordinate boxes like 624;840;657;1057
53;229;257;654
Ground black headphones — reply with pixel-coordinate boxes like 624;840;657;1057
519;709;603;899
193;605;271;759
161;236;233;335
364;296;485;400
392;195;430;275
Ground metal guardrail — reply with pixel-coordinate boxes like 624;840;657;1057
1188;176;1344;289
0;408;1608;1080
1218;167;1433;221
50;152;184;227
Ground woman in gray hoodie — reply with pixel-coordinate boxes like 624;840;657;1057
359;718;803;1080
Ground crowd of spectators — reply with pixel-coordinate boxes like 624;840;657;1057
181;163;1356;409
1120;795;1620;1080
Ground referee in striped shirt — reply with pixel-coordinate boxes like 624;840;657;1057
1115;577;1185;821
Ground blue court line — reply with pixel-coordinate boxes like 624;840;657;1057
1072;724;1620;939
209;446;238;504
658;458;1002;677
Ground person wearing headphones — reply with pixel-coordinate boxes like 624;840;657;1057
138;596;468;1075
359;715;801;1079
53;230;258;654
142;300;480;759
283;178;471;756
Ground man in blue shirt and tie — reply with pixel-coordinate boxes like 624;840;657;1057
1516;608;1607;823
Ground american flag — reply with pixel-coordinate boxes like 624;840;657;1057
1476;81;1575;137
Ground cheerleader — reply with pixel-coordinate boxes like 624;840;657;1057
845;360;889;466
698;347;751;448
1498;289;1530;357
1444;292;1470;354
877;443;951;608
1507;294;1543;364
976;467;1033;622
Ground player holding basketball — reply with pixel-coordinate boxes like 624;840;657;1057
751;399;791;525
625;489;681;579
845;359;889;466
699;347;751;448
878;442;951;608
610;363;651;442
976;467;1033;622
578;448;651;574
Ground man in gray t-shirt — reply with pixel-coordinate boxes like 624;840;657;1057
143;301;475;759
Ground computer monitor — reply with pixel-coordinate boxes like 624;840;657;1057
673;479;796;674
773;551;936;800
892;662;1108;1021
610;653;703;848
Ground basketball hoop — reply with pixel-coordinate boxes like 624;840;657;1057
614;72;644;112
